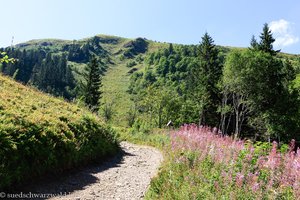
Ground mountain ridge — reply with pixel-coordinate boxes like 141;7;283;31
9;34;299;56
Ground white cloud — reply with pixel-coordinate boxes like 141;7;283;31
269;19;299;48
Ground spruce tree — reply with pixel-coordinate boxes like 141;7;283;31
199;32;221;83
188;32;222;126
168;43;174;55
250;35;259;50
83;55;102;112
258;23;279;55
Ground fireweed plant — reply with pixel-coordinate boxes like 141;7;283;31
147;125;300;199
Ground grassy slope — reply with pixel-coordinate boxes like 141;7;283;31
0;74;96;130
100;39;169;127
101;58;134;126
0;74;119;190
100;36;133;126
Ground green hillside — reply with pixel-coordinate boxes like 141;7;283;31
0;74;119;190
8;35;299;103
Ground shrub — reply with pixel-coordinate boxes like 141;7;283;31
101;102;115;122
126;60;137;68
126;106;137;127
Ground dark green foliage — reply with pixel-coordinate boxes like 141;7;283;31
129;27;300;143
1;48;46;83
32;53;76;99
1;48;76;99
2;32;300;144
82;55;103;112
223;48;299;141
168;43;174;55
188;32;222;126
258;23;280;55
129;33;223;128
0;37;108;100
66;37;106;63
200;33;223;84
129;43;206;127
217;24;300;141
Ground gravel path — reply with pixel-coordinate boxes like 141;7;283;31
20;142;163;200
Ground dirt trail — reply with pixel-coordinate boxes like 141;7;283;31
21;142;162;200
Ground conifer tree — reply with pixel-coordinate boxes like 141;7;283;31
250;35;259;50
258;23;279;55
168;43;174;55
199;32;221;83
188;32;222;126
83;55;102;112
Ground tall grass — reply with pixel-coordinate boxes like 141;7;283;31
147;124;299;199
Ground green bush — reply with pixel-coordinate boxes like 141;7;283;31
126;60;137;68
101;102;115;122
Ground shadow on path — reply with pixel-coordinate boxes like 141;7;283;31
11;149;135;200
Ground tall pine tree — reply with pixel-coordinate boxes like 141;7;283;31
258;23;279;55
250;35;259;50
188;32;222;126
83;55;102;112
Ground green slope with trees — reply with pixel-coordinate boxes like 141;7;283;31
1;28;300;142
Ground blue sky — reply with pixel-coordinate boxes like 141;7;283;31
1;0;300;54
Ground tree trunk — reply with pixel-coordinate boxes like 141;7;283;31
199;110;203;126
235;110;240;137
226;113;232;135
220;92;229;135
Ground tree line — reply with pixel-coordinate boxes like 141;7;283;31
0;48;76;99
0;36;106;110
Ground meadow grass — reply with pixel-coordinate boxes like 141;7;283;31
100;38;167;127
101;59;135;127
